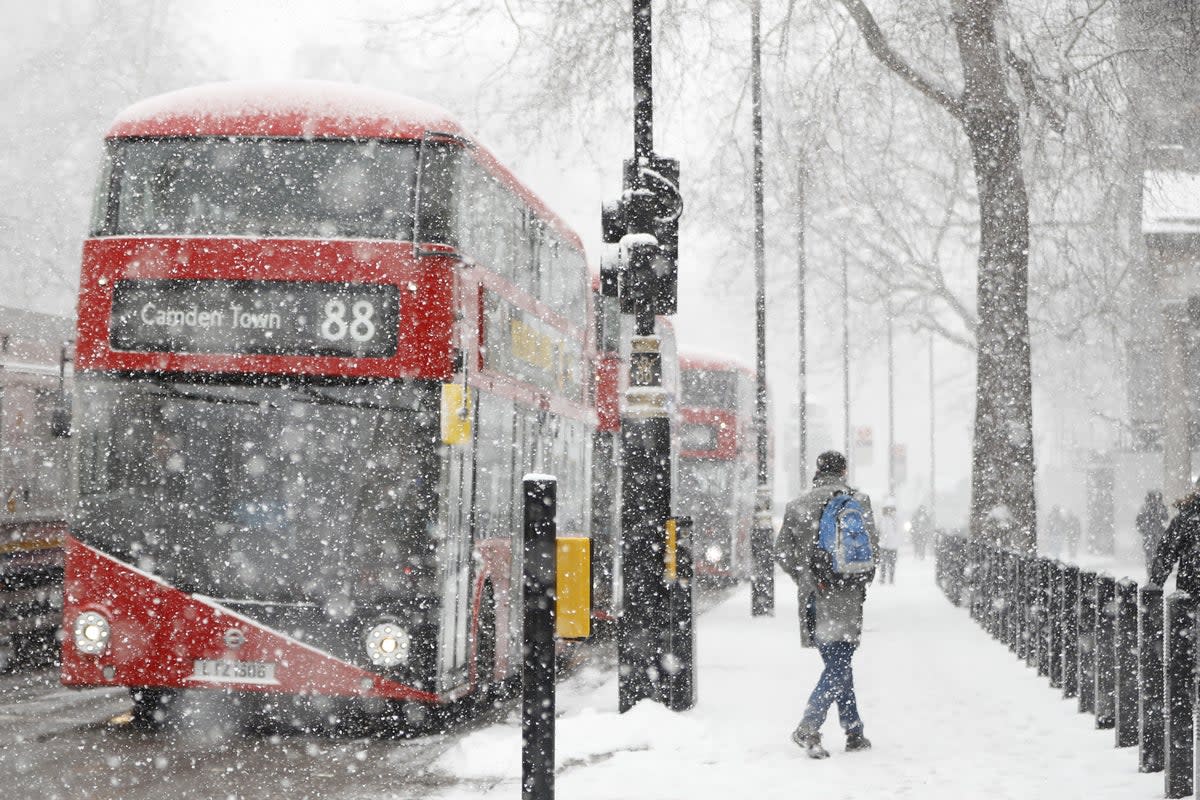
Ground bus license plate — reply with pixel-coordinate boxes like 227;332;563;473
191;659;277;685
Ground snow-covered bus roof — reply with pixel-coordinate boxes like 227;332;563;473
679;351;754;377
108;80;463;140
106;80;583;251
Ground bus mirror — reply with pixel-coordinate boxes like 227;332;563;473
556;537;591;640
441;384;471;445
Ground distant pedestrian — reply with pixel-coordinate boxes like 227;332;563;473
1137;490;1168;572
776;450;877;759
1064;508;1082;559
1150;482;1200;595
1044;505;1066;559
877;496;899;584
910;505;932;560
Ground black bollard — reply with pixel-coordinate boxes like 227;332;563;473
967;541;982;622
1114;578;1139;747
1036;559;1051;678
981;546;995;636
665;517;695;712
950;536;965;606
988;544;998;638
1164;591;1194;798
1048;562;1065;689
1029;557;1041;672
1077;571;1097;714
522;476;557;800
1029;556;1043;669
1015;556;1029;662
1005;552;1019;653
1093;574;1116;729
991;548;1005;640
1139;584;1165;773
1062;564;1080;698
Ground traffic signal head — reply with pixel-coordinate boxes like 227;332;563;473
598;156;681;314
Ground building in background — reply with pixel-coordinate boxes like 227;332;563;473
1104;0;1200;556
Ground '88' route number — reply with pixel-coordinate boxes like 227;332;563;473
320;299;377;342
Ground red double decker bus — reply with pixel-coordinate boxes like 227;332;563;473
677;355;755;583
61;81;597;729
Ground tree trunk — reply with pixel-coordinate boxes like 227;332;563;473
839;0;1037;550
955;1;1036;551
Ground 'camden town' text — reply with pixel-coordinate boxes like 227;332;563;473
139;303;283;331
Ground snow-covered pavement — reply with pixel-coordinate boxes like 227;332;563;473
420;558;1163;800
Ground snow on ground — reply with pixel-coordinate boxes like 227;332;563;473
416;557;1164;800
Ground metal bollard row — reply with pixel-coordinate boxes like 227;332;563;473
931;539;1200;799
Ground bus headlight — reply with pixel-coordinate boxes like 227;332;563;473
704;545;724;564
73;611;111;656
365;622;411;668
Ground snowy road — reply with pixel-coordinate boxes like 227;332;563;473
0;662;485;800
0;560;1167;799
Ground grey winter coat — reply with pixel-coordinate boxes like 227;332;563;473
775;473;878;646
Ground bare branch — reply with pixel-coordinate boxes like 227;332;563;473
837;0;966;119
1005;45;1066;134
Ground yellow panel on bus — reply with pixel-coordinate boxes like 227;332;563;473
441;383;472;445
556;537;591;640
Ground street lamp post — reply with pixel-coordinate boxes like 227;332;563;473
841;246;850;464
887;302;895;497
749;0;774;617
929;329;936;528
797;160;808;493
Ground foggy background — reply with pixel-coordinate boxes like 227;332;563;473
6;0;1133;529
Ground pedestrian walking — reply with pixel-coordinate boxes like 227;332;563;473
1149;482;1200;594
776;450;878;759
877;496;899;584
1041;505;1063;558
910;505;931;560
1064;507;1082;559
1137;490;1168;572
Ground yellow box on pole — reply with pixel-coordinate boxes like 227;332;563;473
665;518;677;582
556;537;591;640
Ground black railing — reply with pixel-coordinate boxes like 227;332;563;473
933;534;1194;798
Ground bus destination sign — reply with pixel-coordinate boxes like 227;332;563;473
109;279;399;358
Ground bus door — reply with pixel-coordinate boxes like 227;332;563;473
437;394;476;691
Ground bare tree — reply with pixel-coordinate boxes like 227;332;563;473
835;0;1055;548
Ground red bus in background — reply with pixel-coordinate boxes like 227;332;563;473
677;354;756;584
61;80;598;730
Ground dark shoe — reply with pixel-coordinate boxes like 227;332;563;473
791;728;830;759
845;731;872;752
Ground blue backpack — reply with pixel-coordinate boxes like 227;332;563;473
815;492;875;582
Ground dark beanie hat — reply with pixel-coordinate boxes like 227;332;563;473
816;450;847;476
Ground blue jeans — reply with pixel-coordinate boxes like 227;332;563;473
799;640;863;735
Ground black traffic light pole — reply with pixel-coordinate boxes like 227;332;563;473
602;0;687;713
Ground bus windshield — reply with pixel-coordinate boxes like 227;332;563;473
73;374;441;607
93;137;429;240
681;369;739;409
677;458;735;538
